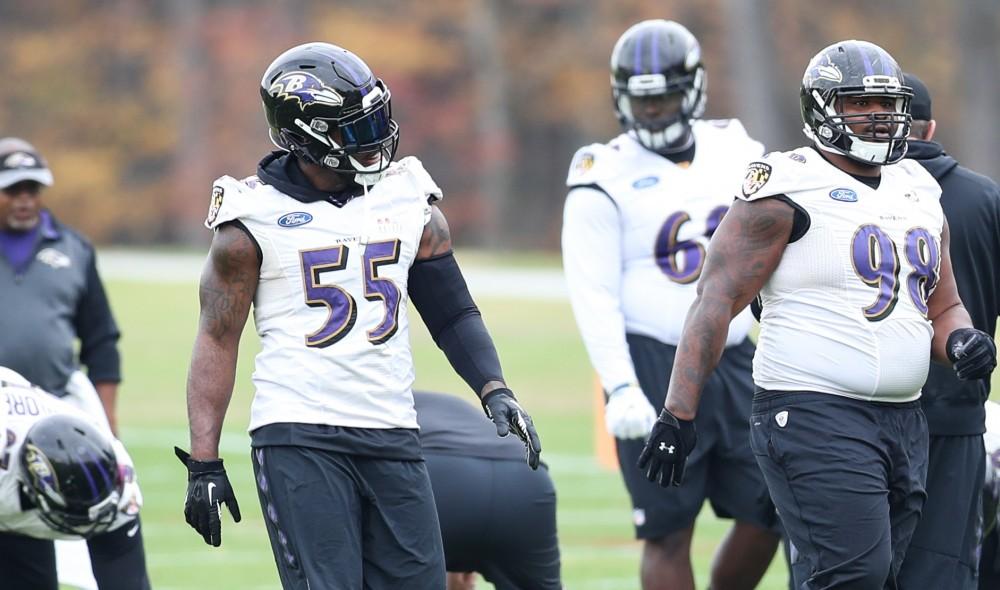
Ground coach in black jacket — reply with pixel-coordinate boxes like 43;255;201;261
897;73;1000;590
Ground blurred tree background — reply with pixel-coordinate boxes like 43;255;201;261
0;0;997;249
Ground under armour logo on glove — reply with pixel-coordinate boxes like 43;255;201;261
637;409;697;487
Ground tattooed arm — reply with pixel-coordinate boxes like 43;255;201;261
664;197;794;419
186;224;259;459
416;204;454;260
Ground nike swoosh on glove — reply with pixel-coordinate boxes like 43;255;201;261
604;384;657;439
175;447;241;547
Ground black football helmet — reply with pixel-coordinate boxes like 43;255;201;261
800;40;913;165
19;414;123;537
260;42;400;183
610;20;706;154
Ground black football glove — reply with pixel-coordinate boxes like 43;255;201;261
637;409;697;487
175;446;241;547
481;388;542;470
947;328;997;381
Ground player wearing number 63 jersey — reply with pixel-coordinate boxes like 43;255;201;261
562;20;778;590
643;40;997;589
179;42;541;590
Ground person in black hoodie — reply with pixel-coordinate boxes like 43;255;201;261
897;72;1000;590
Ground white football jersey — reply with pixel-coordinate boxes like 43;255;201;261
739;147;944;402
0;373;141;540
208;157;440;431
562;120;763;392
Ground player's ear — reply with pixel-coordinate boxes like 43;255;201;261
924;119;936;142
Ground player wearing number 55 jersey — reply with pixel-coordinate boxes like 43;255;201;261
640;40;997;589
562;20;778;590
177;42;541;590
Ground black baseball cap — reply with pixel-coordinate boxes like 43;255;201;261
0;137;54;190
903;72;932;121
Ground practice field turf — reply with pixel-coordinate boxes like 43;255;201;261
102;260;999;590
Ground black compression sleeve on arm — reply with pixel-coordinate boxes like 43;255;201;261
408;251;504;395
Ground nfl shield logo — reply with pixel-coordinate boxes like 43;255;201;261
742;162;772;197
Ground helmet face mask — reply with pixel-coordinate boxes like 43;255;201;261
800;41;913;165
610;20;706;154
20;416;123;538
261;43;400;182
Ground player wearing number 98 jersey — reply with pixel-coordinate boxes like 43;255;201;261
642;39;996;589
179;42;542;590
743;146;945;400
561;20;779;590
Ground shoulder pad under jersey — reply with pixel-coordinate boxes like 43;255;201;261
891;158;942;202
566;142;622;188
205;175;258;230
735;148;833;202
384;156;443;204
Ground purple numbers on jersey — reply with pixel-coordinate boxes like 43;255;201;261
654;206;729;284
904;228;940;316
851;224;901;321
850;224;939;321
362;239;402;344
301;246;357;347
299;239;403;348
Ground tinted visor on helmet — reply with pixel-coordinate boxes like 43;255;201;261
340;102;393;149
309;83;396;155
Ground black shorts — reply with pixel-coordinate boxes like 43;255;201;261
425;453;561;589
750;391;928;590
898;433;985;590
617;335;775;539
251;445;445;590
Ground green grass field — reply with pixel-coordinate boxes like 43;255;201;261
106;268;791;590
104;257;998;590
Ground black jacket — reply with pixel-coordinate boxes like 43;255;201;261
908;139;1000;435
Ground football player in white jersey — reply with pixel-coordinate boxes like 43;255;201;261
176;42;542;590
562;20;778;590
0;367;149;590
638;40;997;589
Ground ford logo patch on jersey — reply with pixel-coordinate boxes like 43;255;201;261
829;188;858;202
278;212;313;227
632;176;660;189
